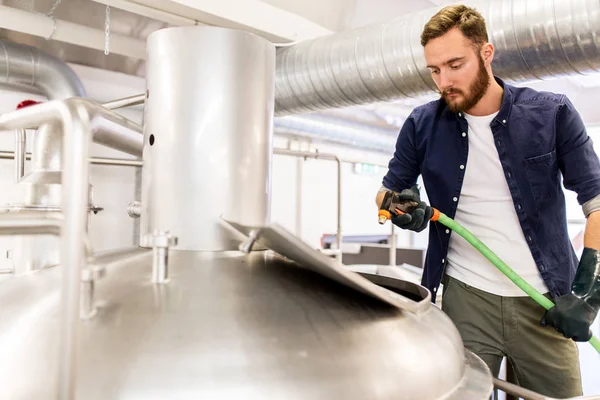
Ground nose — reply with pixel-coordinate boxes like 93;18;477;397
439;71;452;92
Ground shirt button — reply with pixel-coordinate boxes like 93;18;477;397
527;236;532;243
517;204;522;211
445;229;450;234
539;264;545;271
458;113;462;117
433;287;437;292
442;259;445;264
502;119;506;124
496;139;502;146
462;132;467;137
460;165;465;170
507;172;512;178
453;197;458;202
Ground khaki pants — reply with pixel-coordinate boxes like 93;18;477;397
441;275;583;398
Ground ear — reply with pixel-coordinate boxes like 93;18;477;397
480;42;494;66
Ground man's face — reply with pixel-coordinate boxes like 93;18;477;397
424;28;490;113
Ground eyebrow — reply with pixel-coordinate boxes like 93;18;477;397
426;57;466;69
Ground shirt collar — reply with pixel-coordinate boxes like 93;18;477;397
454;76;513;126
494;76;512;126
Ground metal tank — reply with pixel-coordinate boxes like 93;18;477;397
141;27;275;251
0;26;497;400
0;244;493;399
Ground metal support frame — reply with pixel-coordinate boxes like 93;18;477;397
273;148;342;261
81;247;151;319
389;224;396;266
0;151;143;167
0;97;144;400
141;231;178;284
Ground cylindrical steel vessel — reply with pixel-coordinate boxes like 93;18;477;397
141;27;275;251
0;250;493;399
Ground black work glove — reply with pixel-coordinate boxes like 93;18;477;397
541;247;600;342
390;185;433;233
540;294;597;341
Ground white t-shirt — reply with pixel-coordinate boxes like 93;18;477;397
445;111;549;296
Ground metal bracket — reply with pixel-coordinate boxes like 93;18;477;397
142;231;178;284
127;201;141;218
80;264;107;319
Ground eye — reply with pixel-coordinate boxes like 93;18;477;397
450;64;462;70
431;69;440;75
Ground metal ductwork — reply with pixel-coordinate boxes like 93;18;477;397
274;0;600;115
274;114;397;152
0;40;85;99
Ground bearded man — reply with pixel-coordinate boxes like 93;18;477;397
376;4;600;397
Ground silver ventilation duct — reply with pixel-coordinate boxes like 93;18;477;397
274;114;397;152
0;40;85;100
274;0;600;115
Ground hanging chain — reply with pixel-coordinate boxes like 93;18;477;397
17;0;62;39
104;6;111;55
47;0;62;16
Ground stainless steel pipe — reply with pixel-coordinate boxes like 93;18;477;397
102;94;146;110
0;211;61;236
390;224;396;266
0;98;144;157
87;157;142;167
0;97;147;400
0;151;143;167
14;129;25;182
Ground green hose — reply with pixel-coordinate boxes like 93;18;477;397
436;211;600;354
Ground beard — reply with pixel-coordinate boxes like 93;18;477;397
441;56;490;113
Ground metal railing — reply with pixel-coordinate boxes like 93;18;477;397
0;96;143;400
0;150;143;167
273;148;342;260
494;378;600;400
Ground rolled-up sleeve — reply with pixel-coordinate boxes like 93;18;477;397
556;96;600;205
382;114;420;193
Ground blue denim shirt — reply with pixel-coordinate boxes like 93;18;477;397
382;77;600;301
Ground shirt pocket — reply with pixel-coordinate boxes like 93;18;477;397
523;150;560;204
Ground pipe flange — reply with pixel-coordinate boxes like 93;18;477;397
127;201;141;218
141;231;178;249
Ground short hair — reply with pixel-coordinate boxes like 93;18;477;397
420;5;488;48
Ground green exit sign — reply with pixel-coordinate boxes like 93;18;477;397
353;163;380;175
